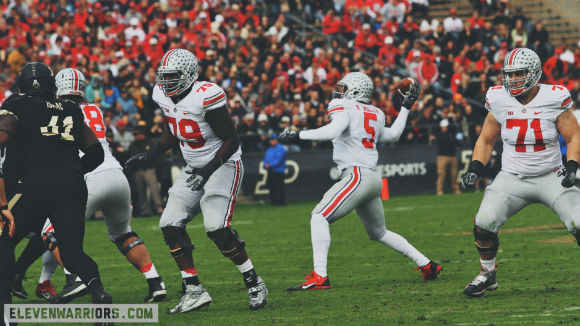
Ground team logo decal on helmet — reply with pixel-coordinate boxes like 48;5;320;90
501;48;541;97
55;68;86;98
332;72;374;103
157;49;199;97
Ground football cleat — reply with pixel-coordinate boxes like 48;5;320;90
287;271;331;291
11;274;28;299
248;276;268;310
91;288;112;304
464;266;498;297
144;277;167;303
50;274;88;303
414;261;443;280
36;281;57;300
168;284;211;314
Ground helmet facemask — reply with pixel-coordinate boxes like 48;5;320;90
157;70;192;97
332;72;373;103
332;83;348;100
501;67;533;96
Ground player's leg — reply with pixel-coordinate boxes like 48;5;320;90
10;233;44;299
289;167;369;291
201;160;267;310
98;170;166;302
143;168;164;215
48;174;111;304
159;168;208;314
536;170;580;245
450;156;460;194
0;225;15;326
465;171;530;297
356;195;442;280
35;251;58;300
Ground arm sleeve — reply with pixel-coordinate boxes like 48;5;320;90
299;112;350;141
378;107;409;143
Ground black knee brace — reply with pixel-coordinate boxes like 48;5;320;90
162;226;195;258
474;226;499;255
206;227;245;259
113;232;144;256
43;232;58;253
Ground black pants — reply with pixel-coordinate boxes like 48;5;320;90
267;171;285;205
0;223;15;326
12;170;102;288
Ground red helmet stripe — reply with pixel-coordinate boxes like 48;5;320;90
72;69;79;92
508;48;520;66
162;49;177;67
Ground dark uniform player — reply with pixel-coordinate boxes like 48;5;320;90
0;63;110;323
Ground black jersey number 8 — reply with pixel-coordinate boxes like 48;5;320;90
40;115;74;141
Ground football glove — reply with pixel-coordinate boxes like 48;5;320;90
399;82;420;109
558;160;578;188
124;151;152;172
185;156;222;191
461;160;485;190
278;130;299;144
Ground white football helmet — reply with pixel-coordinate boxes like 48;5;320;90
157;48;199;97
501;48;541;97
55;68;86;98
332;72;374;103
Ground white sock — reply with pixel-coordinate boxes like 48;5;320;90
480;259;496;271
39;251;58;283
311;214;331;278
236;259;254;273
139;263;159;279
377;230;430;267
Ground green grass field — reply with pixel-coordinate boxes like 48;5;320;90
13;192;580;326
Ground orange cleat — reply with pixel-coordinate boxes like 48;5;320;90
36;281;56;300
287;271;331;291
414;261;442;280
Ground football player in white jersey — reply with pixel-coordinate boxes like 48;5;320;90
461;48;580;297
35;68;166;303
125;49;267;313
279;72;442;291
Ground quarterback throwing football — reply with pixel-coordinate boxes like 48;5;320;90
125;49;267;313
462;48;580;297
280;72;442;291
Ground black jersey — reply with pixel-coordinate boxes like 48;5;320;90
0;94;85;174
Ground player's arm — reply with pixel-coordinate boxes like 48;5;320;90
185;106;238;191
124;118;178;171
556;110;580;187
378;107;409;143
78;123;104;174
0;111;17;237
297;113;350;141
462;112;501;188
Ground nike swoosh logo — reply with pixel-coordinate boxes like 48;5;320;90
534;112;542;115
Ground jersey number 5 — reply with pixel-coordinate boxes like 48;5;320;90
362;112;377;149
165;116;206;149
40;115;74;141
506;118;545;152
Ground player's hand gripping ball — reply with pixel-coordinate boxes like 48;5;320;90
397;77;420;108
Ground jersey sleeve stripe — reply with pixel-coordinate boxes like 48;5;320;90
203;92;226;107
328;107;344;114
562;97;572;108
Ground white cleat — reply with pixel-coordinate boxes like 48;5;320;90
168;284;212;314
248;276;268;311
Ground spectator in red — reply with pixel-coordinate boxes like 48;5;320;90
415;54;439;85
70;36;90;66
377;36;399;70
243;5;260;28
450;65;464;94
322;9;342;35
342;6;360;39
543;48;568;84
383;16;400;36
354;24;379;52
468;11;485;30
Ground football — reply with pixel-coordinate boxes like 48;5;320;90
396;77;416;96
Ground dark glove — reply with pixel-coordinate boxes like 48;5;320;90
278;130;299;144
461;160;485;190
124;151;152;172
185;156;222;191
558;160;578;188
399;82;420;108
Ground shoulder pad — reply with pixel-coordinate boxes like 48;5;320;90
197;82;226;110
327;98;347;115
484;86;505;111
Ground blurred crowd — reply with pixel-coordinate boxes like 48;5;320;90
0;0;579;158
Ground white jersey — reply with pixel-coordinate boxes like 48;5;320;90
80;103;122;174
152;81;242;168
485;84;573;176
327;98;386;171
